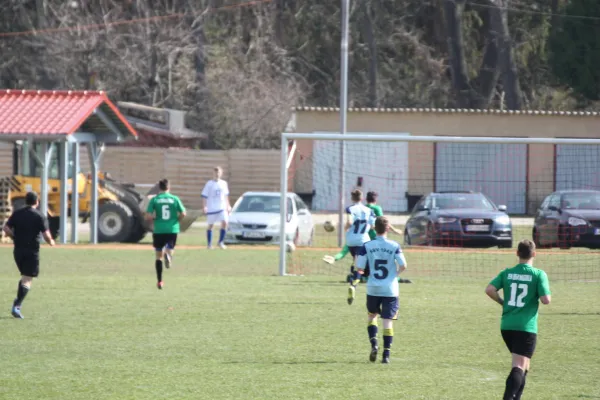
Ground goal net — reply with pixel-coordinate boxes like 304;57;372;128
279;133;600;282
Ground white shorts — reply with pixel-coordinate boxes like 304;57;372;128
206;210;228;226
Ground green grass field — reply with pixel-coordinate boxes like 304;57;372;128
1;231;599;399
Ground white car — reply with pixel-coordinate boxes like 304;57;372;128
225;191;314;246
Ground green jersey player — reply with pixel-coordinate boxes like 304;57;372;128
365;191;402;240
485;239;551;400
145;179;186;289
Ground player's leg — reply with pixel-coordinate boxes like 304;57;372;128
218;212;228;249
11;250;37;319
501;330;535;400
366;295;381;362
380;297;399;364
163;234;177;269
153;234;166;289
206;223;214;249
512;333;536;400
12;275;33;319
347;248;358;305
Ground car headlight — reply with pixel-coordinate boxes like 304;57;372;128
229;222;242;230
568;217;588;226
437;217;457;223
495;215;511;225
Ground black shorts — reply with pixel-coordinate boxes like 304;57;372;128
348;246;361;258
13;249;40;277
153;233;178;251
366;295;399;320
501;330;537;358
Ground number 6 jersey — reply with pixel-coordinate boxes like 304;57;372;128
356;236;406;297
345;203;376;247
489;263;551;334
146;192;186;234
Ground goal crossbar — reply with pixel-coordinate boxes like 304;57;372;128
278;132;600;276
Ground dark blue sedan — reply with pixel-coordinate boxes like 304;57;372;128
404;191;513;248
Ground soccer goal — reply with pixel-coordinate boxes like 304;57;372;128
278;132;600;282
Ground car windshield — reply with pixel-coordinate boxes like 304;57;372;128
233;195;293;214
561;192;600;210
432;194;495;210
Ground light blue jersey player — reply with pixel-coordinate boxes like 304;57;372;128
356;216;407;364
345;189;376;305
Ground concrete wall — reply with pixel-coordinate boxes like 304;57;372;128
292;109;600;214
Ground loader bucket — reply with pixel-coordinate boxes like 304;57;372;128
139;184;201;233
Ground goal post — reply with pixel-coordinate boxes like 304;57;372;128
279;132;600;281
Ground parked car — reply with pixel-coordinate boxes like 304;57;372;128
224;191;314;246
404;191;512;248
533;190;600;249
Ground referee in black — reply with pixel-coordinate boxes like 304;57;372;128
2;191;55;319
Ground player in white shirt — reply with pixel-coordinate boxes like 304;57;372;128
345;189;376;305
201;166;232;249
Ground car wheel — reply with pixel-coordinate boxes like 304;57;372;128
532;228;541;247
498;241;512;249
558;225;572;250
403;229;411;246
425;223;435;246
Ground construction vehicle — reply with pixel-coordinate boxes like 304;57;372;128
2;141;199;243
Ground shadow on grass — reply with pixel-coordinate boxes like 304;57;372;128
257;302;333;305
224;360;366;365
550;312;600;316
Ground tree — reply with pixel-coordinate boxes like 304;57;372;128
549;0;600;101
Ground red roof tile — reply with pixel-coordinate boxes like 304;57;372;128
0;90;137;138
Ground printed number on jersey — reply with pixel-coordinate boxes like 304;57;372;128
161;205;171;220
353;219;367;234
507;283;528;307
373;260;389;280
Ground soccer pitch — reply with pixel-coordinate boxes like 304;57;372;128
0;236;599;399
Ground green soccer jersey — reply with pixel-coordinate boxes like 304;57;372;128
366;204;383;240
490;263;551;334
146;192;186;234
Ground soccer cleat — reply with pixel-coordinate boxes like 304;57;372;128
11;303;24;319
347;285;356;305
164;253;172;269
352;278;361;286
218;242;227;250
398;278;413;284
369;346;378;363
157;281;164;290
381;356;390;364
207;245;213;250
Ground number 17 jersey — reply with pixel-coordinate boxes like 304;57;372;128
345;203;376;246
146;192;186;234
356;236;406;297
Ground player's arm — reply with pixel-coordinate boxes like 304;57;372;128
177;197;187;221
39;215;55;246
201;183;209;213
394;247;407;274
2;216;14;239
389;225;403;235
144;198;155;222
538;271;552;305
345;207;353;230
485;272;504;306
225;182;232;213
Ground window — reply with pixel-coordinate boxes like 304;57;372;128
232;195;293;214
295;196;308;212
539;195;551;210
548;195;561;210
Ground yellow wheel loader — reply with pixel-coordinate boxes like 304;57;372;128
3;142;199;243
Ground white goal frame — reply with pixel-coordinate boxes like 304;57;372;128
278;132;600;276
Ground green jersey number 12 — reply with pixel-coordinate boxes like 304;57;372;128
507;283;528;307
